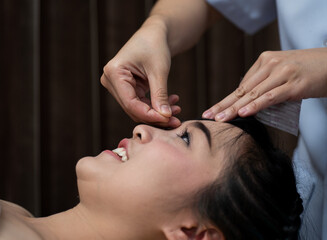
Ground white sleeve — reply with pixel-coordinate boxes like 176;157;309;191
207;0;277;35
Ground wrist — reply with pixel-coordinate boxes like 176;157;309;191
143;15;168;32
140;15;175;55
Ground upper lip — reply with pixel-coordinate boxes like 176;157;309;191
118;138;129;159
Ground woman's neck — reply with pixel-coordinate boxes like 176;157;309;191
24;203;164;240
25;204;104;240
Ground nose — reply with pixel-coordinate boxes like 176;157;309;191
132;124;153;143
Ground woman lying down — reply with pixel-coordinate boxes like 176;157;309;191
0;117;303;240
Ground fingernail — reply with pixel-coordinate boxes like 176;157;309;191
160;105;171;115
215;112;226;121
239;107;248;116
202;110;213;119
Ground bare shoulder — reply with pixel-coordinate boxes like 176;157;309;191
0;200;42;240
0;200;34;217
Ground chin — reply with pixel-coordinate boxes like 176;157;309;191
75;156;96;181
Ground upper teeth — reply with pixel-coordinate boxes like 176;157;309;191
112;148;128;162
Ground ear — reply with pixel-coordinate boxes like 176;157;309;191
162;210;224;240
181;226;224;240
164;225;224;240
180;227;225;240
196;228;225;240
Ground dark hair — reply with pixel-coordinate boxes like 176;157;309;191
195;117;303;240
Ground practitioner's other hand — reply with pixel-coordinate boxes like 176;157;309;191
203;48;327;121
101;17;181;128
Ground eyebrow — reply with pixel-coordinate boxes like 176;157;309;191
191;122;212;148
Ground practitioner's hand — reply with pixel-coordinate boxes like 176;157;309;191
101;17;181;128
202;48;327;121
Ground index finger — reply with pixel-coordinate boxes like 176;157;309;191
204;60;273;117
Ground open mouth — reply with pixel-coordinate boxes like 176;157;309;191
112;147;128;162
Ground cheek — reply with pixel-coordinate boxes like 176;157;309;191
145;148;218;198
126;143;212;197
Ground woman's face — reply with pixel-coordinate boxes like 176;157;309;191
76;120;235;224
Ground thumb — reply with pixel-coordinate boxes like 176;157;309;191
149;76;172;118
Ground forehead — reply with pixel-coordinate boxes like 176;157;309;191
183;120;242;137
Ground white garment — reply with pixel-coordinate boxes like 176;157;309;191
207;0;327;239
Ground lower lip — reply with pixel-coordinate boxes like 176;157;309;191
103;150;122;162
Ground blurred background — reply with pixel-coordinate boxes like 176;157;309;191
0;0;296;217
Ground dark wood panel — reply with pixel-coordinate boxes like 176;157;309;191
206;19;245;106
40;0;94;215
0;0;40;215
169;49;199;120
